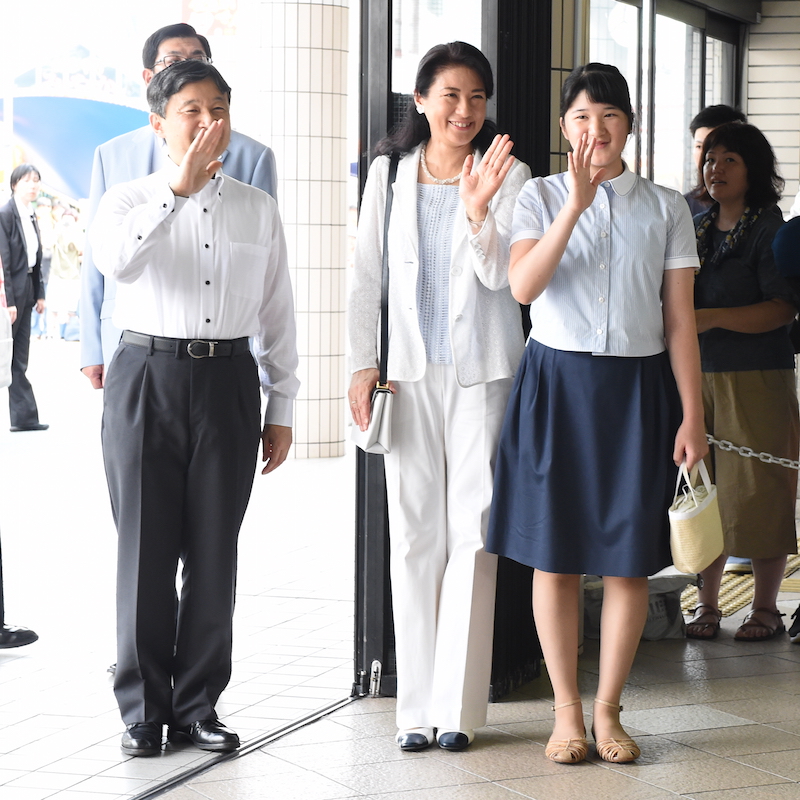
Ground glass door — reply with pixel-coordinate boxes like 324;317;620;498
589;0;745;191
354;0;547;702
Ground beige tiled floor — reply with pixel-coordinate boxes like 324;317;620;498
0;340;355;799
4;339;800;799
161;609;800;800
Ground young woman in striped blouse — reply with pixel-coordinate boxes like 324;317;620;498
487;63;707;765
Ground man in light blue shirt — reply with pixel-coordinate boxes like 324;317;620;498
80;22;278;389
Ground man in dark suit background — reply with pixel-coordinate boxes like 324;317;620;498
80;22;278;389
0;164;48;432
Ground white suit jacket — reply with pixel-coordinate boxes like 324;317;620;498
79;125;278;369
349;144;530;387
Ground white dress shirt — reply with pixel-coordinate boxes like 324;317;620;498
512;166;700;357
90;165;299;426
14;197;39;269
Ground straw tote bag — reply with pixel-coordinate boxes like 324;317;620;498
668;459;725;574
351;152;399;455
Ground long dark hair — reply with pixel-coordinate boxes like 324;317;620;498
375;41;499;156
695;122;783;208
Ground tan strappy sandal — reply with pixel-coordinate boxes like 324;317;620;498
545;699;588;764
592;698;640;763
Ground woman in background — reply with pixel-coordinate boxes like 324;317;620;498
687;122;798;642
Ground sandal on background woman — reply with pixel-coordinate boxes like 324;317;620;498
734;608;785;641
686;603;721;640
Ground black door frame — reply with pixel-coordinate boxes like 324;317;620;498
352;0;552;701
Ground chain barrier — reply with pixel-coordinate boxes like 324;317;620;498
706;434;800;471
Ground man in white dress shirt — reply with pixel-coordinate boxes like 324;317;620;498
80;22;278;388
91;61;298;758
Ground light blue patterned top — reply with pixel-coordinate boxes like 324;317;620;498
416;183;460;364
511;166;699;357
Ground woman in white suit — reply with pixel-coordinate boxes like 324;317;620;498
348;41;530;752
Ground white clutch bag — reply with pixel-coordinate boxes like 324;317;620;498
668;459;725;574
351;384;393;455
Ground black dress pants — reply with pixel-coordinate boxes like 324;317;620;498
102;340;261;726
9;275;40;428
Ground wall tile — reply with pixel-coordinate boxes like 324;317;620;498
747;97;800;115
323;5;335;50
749;4;800;212
297;4;312;48
249;2;351;456
749;48;800;66
274;3;287;38
272;47;287;93
310;4;324;49
749;81;800;99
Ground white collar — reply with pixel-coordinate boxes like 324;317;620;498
600;163;636;197
13;196;34;218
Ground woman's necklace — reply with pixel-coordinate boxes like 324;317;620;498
420;144;462;185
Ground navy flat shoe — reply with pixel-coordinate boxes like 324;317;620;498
436;729;474;750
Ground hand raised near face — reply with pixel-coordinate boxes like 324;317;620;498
169;119;226;198
459;134;516;222
565;133;606;214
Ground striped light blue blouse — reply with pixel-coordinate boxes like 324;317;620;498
511;166;699;357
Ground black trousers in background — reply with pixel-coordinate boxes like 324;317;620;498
0;530;5;626
9;275;40;428
101;340;261;726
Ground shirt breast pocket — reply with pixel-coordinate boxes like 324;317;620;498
228;242;268;300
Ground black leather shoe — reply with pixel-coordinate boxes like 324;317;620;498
0;625;38;648
396;729;433;751
436;729;474;751
121;723;163;756
9;423;49;432
169;719;239;752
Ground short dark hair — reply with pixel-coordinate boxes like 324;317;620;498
560;63;634;132
700;122;783;208
147;60;232;118
10;164;41;192
142;23;211;70
375;41;499;156
689;104;746;136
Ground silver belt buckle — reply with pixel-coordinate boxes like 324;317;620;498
187;340;217;358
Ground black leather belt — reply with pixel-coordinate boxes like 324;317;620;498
122;330;250;358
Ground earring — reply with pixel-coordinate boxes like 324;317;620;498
416;106;424;115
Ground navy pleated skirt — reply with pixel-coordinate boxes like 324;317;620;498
486;339;682;578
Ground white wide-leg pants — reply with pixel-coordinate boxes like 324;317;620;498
383;364;511;731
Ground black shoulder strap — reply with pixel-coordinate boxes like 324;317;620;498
378;152;399;385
